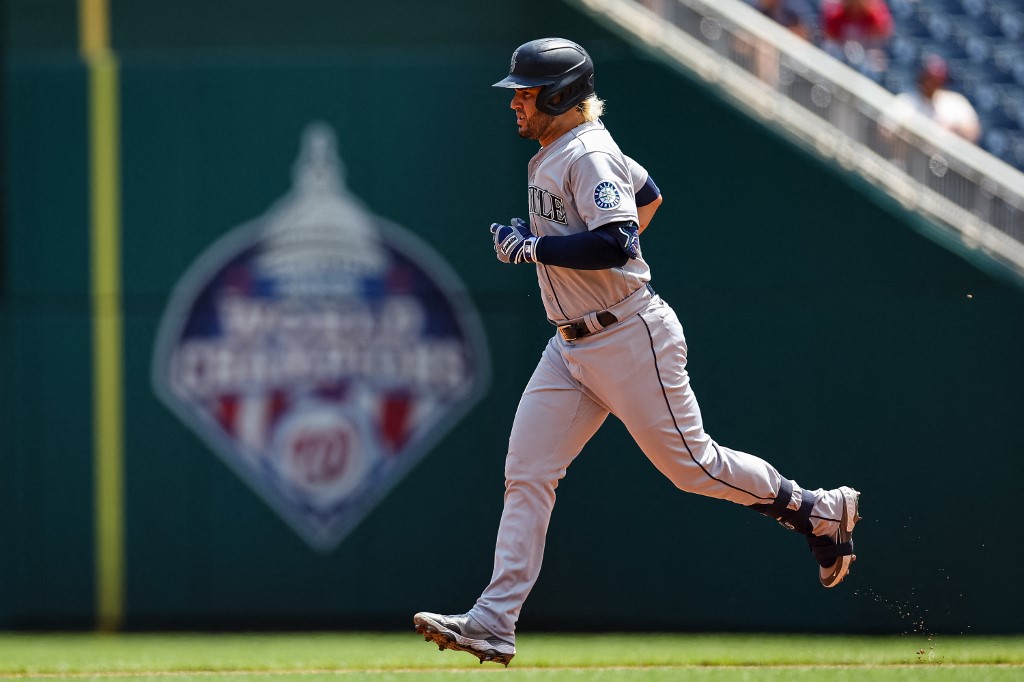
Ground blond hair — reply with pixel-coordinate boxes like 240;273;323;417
579;94;605;122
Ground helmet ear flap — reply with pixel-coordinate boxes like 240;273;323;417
537;71;595;116
536;88;561;116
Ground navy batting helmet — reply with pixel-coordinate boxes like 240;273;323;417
493;38;595;116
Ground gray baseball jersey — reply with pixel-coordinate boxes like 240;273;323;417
526;120;650;323
466;121;851;644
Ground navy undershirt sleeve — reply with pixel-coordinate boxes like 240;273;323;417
534;224;630;270
636;175;660;207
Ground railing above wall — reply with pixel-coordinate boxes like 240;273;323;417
572;0;1024;286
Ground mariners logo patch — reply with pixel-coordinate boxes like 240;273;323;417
594;181;621;210
152;122;490;551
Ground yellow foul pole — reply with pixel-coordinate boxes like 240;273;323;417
80;0;124;632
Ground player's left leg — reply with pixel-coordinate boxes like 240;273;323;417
575;297;860;586
414;612;516;666
415;337;609;665
750;481;859;588
574;299;782;506
470;338;610;637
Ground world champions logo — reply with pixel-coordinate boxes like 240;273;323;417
152;122;490;551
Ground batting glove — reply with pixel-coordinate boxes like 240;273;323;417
491;218;539;264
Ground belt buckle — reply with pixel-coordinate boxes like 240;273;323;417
558;323;581;341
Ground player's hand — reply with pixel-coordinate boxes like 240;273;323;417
491;218;539;264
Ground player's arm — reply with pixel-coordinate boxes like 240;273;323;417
490;219;637;270
636;175;662;234
625;154;662;233
535;222;638;269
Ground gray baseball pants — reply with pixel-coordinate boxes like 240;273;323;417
469;296;846;640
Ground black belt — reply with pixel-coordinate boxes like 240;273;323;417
555;284;655;342
557;310;618;342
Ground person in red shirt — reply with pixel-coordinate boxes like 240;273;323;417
820;0;893;80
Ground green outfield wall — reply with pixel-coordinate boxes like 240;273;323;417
3;0;1023;634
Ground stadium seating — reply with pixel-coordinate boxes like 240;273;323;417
889;0;1024;168
753;0;1024;169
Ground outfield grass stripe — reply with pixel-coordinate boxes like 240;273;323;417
3;664;1024;678
1;633;1021;680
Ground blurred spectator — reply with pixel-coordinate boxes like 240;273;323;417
820;0;893;81
893;54;981;143
740;0;816;87
753;0;816;41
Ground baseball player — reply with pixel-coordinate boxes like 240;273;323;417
414;37;860;667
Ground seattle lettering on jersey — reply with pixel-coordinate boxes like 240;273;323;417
528;185;567;225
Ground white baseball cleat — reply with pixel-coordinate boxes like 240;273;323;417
809;486;861;588
413;611;516;666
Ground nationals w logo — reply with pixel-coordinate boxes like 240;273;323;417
152;122;490;551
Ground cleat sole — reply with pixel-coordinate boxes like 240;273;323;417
414;617;513;667
820;487;860;588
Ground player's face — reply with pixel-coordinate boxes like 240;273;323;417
510;87;556;141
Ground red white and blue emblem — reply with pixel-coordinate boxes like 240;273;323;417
152;123;490;551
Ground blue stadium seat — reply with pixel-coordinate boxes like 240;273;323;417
954;14;1004;39
888;35;921;67
895;13;932;37
927;0;965;13
961;0;990;19
999;83;1024;124
1008;132;1024;166
984;44;1022;85
883;63;918;94
962;33;994;64
992;6;1024;40
889;0;919;20
925;10;957;40
982;78;1007;103
916;39;968;62
982;126;1010;157
1012;50;1024;86
958;70;986;100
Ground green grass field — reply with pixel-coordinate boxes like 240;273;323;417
0;632;1022;681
